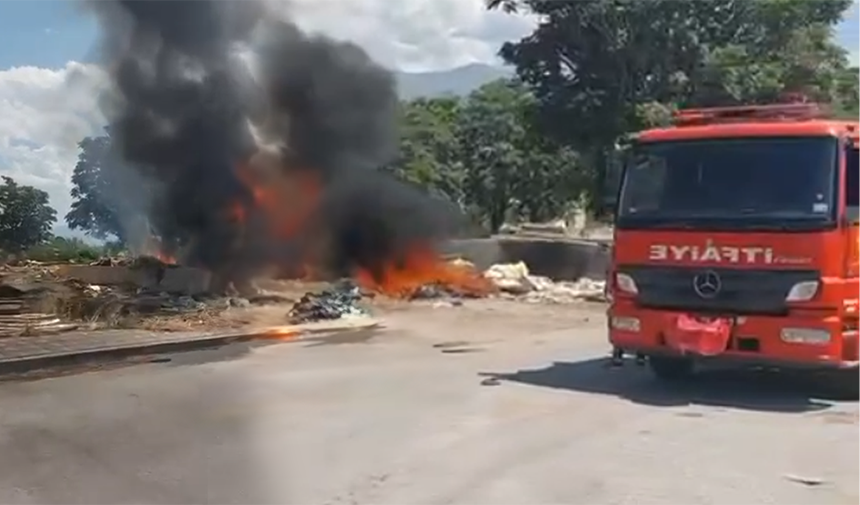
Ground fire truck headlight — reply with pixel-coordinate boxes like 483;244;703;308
785;281;819;302
611;316;640;332
780;328;830;344
615;273;638;294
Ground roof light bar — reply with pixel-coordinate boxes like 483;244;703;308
673;102;831;126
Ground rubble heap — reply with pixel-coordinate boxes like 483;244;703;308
0;256;256;333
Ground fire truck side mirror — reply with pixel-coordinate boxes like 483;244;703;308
599;153;625;217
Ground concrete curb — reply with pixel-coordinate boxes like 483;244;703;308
0;318;384;375
0;332;255;375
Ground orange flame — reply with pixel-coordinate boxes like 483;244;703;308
227;156;491;299
155;251;177;265
234;163;320;239
260;326;301;340
354;245;494;298
141;234;177;264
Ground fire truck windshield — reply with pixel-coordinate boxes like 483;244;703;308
616;136;838;231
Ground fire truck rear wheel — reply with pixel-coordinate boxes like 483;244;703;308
648;355;695;381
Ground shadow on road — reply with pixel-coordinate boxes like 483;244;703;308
482;357;851;413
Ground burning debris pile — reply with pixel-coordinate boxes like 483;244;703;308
81;0;469;296
354;252;495;300
282;258;605;325
283;256;492;323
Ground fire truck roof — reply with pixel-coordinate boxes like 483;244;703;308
637;103;858;143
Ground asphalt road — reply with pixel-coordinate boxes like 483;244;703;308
0;302;856;505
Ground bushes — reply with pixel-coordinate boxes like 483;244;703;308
23;237;106;263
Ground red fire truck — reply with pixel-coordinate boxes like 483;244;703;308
606;102;859;395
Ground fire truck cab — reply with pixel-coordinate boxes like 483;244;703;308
607;102;859;394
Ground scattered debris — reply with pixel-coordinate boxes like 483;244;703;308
448;258;476;270
228;297;252;308
783;473;826;487
431;340;484;354
409;283;452;300
439;347;483;354
480;377;501;386
432;340;471;349
483;262;606;303
432;299;463;309
287;281;369;324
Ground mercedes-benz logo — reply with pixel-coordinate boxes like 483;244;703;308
693;270;721;299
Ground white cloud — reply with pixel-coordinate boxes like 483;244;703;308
842;0;859;65
0;0;530;235
276;0;535;71
0;62;107;233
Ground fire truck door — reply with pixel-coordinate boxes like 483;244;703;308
844;141;858;277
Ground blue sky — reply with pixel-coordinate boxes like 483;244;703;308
0;0;857;71
0;1;98;70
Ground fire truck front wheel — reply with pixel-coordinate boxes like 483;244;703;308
648;355;695;381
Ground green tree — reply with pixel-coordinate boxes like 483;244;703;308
456;79;584;231
66;133;154;244
0;176;57;252
66;135;122;240
487;0;855;208
688;12;856;106
385;97;465;203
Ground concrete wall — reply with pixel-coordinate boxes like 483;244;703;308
444;237;611;281
55;265;212;296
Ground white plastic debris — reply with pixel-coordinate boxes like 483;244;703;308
523;277;607;304
483;262;606;303
483;262;533;294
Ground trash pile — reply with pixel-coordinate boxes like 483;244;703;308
62;279;239;322
39;256;277;328
483;261;606;303
287;281;369;324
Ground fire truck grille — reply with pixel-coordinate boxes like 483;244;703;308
618;266;820;315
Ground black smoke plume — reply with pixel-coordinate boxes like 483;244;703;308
85;0;460;286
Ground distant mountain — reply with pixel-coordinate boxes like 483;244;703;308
395;63;513;100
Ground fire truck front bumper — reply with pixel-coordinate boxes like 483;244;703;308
607;304;859;369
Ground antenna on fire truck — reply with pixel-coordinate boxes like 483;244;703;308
672;94;831;127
